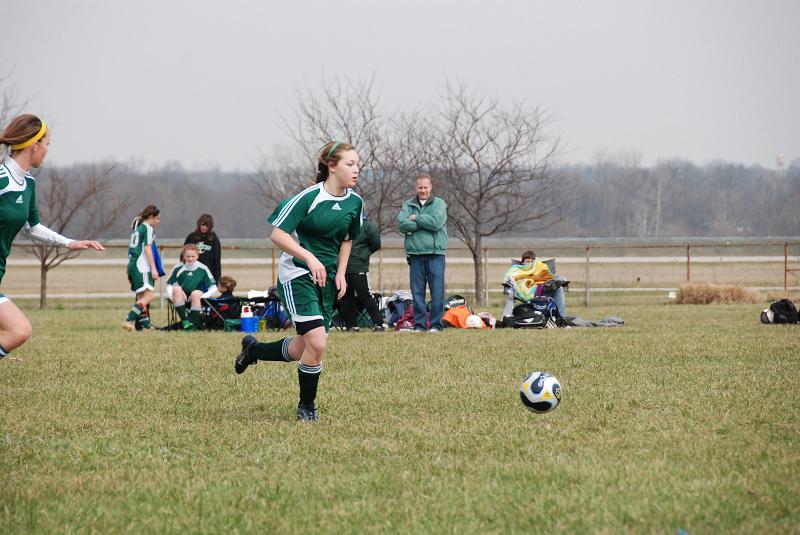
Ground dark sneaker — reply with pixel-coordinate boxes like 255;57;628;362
234;335;258;374
372;324;385;332
297;404;319;422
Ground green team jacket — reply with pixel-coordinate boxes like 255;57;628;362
397;196;448;255
346;218;381;273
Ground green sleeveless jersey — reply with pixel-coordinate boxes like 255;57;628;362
268;182;363;283
166;261;215;293
0;163;39;283
127;222;155;273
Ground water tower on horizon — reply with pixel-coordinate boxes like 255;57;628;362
777;153;785;180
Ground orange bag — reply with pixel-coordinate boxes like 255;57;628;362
442;305;472;328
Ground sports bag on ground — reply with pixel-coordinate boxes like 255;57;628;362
512;296;564;329
761;298;799;324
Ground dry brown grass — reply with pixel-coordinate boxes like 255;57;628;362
675;282;763;304
765;290;800;302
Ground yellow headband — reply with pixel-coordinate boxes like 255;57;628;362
10;121;47;150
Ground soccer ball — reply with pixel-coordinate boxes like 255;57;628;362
465;314;483;329
519;372;562;413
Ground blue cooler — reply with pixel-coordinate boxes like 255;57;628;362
241;316;258;333
240;305;258;333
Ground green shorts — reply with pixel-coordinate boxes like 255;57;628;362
278;274;335;333
128;264;155;293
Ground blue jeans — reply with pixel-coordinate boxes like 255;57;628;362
409;254;445;330
548;275;567;316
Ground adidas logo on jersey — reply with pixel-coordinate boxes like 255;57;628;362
15;194;23;204
332;203;342;211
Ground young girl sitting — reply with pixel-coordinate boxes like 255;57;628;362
166;244;218;330
216;275;237;299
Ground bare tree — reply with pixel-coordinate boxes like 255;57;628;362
650;158;691;237
0;70;27;128
254;74;408;233
30;165;126;308
252;148;314;212
428;82;563;305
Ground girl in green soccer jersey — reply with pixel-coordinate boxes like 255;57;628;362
234;141;363;422
124;205;160;330
166;243;218;330
0;114;104;359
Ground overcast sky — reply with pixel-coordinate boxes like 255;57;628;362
4;0;798;171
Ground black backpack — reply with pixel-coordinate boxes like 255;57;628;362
761;298;799;324
445;294;471;312
512;296;564;329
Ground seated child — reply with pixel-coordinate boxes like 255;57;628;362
203;275;242;329
502;250;568;321
166;244;218;330
216;275;237;299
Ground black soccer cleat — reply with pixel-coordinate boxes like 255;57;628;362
234;335;258;374
297;404;319;422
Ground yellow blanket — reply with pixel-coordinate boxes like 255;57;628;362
503;260;555;302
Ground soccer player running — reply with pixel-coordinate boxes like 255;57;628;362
124;205;161;331
0;114;104;359
234;141;363;422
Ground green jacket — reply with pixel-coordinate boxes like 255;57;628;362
397;196;448;255
347;218;381;273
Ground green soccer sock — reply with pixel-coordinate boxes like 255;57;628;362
174;303;187;321
126;304;143;322
139;314;151;329
251;336;295;362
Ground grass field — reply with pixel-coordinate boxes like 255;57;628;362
1;298;799;533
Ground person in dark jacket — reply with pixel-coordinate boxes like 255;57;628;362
184;213;221;281
338;216;384;331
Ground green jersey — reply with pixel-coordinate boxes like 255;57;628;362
166;261;215;294
0;163;39;283
127;222;155;273
268;182;363;283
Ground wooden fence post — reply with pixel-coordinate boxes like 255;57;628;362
158;244;165;310
686;243;691;282
483;247;489;305
785;243;789;293
378;249;384;295
271;248;276;287
584;245;590;307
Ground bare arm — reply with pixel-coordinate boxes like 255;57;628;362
271;227;327;287
335;240;353;299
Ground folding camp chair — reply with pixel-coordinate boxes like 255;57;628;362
203;296;246;331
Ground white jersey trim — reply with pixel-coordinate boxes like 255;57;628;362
307;186;352;215
135;223;155;273
271;183;322;228
278;250;310;283
282;281;323;323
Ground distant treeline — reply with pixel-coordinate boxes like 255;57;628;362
31;156;800;241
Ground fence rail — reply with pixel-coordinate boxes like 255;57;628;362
14;239;800;304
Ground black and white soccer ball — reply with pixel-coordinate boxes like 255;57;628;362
519;371;562;413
